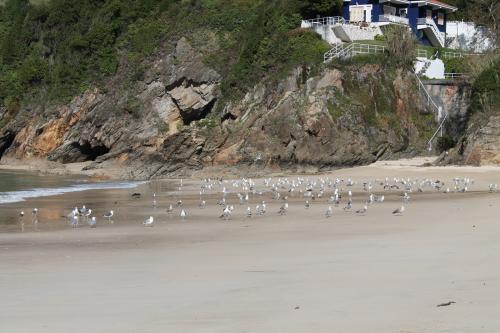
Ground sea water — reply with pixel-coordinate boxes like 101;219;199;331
0;170;140;204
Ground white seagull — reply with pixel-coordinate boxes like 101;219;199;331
220;206;231;220
88;216;97;228
325;206;332;218
355;204;368;215
392;205;405;216
143;216;154;227
103;210;114;223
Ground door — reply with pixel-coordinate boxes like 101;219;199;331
350;5;372;22
350;7;364;22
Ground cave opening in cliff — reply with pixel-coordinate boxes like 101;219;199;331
70;142;110;161
181;99;216;125
221;111;236;123
0;131;16;159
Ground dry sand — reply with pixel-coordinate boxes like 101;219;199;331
1;159;500;332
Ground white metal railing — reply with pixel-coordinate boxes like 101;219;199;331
417;18;445;47
302;16;346;27
324;43;385;62
444;73;466;79
416;49;428;58
379;14;409;25
414;72;440;113
442;51;482;59
413;71;447;150
427;113;448;151
324;43;347;62
443;51;464;59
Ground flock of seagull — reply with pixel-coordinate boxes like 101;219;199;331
16;176;498;231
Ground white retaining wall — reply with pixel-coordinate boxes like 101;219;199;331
446;21;493;52
414;58;445;80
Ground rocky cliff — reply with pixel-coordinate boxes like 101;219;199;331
438;113;500;166
0;38;437;179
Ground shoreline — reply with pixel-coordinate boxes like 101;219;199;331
2;156;499;183
1;156;499;234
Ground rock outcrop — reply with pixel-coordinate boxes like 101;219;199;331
439;114;500;166
0;38;436;179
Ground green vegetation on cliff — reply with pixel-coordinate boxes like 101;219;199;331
0;0;336;110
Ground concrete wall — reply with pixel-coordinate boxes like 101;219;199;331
447;21;493;52
333;25;382;42
301;22;342;44
415;58;445;79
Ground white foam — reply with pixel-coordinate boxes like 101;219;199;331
0;181;143;204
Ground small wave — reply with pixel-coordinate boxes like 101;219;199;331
0;181;143;204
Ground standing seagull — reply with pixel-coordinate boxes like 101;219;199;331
88;216;97;228
83;209;92;223
143;216;154;227
278;203;288;215
19;211;25;233
70;215;79;228
103;210;114;223
180;209;187;220
245;206;252;218
220;206;231;220
32;208;39;231
325;206;332;218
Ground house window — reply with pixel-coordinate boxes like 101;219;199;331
426;9;432;19
437;12;444;25
384;5;396;16
400;8;407;17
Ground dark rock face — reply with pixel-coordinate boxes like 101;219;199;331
0;130;16;159
424;82;472;140
0;38;436;179
438;114;500;166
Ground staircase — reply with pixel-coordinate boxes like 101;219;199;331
414;72;446;151
417;18;446;48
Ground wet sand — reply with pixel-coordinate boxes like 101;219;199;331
1;159;500;332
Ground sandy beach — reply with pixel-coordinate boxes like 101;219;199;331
1;159;500;332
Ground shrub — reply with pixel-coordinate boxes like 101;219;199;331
436;135;456;152
442;57;465;73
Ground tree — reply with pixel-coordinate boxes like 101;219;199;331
300;0;343;19
385;26;417;69
469;0;499;47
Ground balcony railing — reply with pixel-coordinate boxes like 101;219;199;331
379;14;409;25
